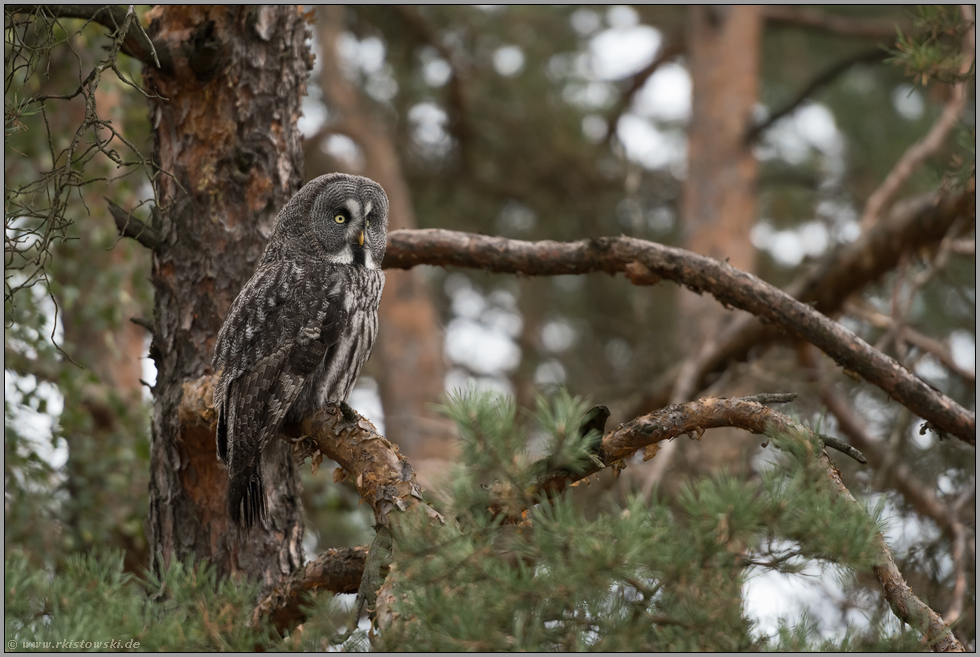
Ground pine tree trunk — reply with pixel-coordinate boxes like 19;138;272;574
681;5;760;331
142;6;311;587
646;5;762;491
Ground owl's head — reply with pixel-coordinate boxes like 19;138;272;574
265;173;389;268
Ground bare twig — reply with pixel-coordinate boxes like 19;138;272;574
748;49;885;142
821;461;964;651
818;434;867;464
603;37;686;147
944;478;974;626
5;5;161;318
801;344;970;542
845;299;975;385
738;392;797;404
6;4;171;70
106;199;164;249
584;394;963;652
384;228;976;444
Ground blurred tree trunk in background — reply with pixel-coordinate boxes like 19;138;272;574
312;6;456;483
682;5;760;295
649;5;762;493
142;5;310;588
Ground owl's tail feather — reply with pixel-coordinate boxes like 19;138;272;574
228;465;267;534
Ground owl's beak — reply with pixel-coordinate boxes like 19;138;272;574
357;231;365;247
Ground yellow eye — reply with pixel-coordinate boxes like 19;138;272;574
366;219;371;227
334;214;346;224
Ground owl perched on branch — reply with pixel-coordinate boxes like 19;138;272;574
213;173;388;532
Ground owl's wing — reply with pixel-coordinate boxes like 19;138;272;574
212;261;349;529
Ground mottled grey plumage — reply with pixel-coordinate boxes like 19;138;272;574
213;173;388;531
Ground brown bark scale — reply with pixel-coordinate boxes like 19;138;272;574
143;6;312;588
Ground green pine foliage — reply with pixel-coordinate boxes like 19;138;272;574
0;388;935;651
374;389;921;651
887;5;976;187
4;550;286;652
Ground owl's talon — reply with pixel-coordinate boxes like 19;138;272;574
338;401;358;424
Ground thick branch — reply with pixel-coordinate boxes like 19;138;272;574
8;4;170;70
289;407;445;530
383;228;975;444
762;6;908;39
647;187;974;414
250;546;368;632
181;373;960;646
179;375;444;533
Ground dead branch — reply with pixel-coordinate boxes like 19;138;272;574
748;49;885;142
250;546;368;632
821;457;965;652
944;479;975;627
287;407;444;530
450;390;962;648
802;343;976;603
844;300;975;385
180;374;961;645
107;199;164;250
580;395;964;652
7;4;170;71
178;375;444;633
383;227;975;444
762;6;909;39
603;37;686;148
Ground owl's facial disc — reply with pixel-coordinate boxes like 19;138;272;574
338;198;378;269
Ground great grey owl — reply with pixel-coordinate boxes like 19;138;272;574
212;173;388;531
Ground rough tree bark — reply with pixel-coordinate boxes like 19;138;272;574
142;6;312;588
